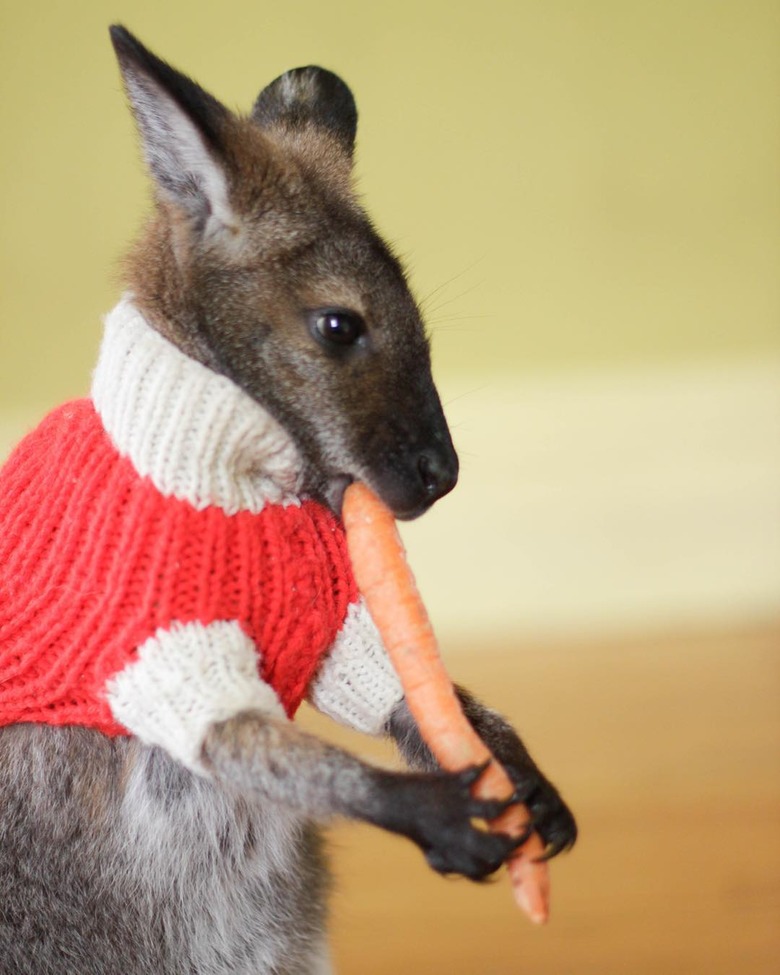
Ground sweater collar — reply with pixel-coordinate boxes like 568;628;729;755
91;298;304;513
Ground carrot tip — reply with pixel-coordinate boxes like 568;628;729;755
513;885;550;925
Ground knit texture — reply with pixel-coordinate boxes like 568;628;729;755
308;601;404;735
91;298;304;514
0;300;404;747
0;398;358;733
106;620;286;771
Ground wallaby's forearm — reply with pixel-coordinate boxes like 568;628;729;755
201;709;385;820
387;686;530;772
201;709;523;879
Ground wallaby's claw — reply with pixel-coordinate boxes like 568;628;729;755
507;773;578;858
458;759;491;787
536;830;576;862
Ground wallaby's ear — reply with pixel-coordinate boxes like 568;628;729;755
251;67;357;158
109;25;237;233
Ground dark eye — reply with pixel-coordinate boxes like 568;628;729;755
310;309;365;348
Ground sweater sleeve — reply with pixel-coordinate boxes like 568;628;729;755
306;599;403;736
105;619;286;773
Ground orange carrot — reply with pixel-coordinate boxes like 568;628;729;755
343;481;551;924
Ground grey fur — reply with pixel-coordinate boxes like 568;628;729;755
0;707;543;973
0;725;328;974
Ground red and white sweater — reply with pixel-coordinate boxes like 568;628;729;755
0;299;402;771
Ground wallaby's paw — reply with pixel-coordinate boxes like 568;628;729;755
446;687;578;861
511;769;577;860
392;764;529;881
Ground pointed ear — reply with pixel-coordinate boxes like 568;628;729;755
251;66;357;158
109;25;237;233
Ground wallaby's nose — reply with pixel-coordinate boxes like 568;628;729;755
366;440;458;520
417;447;459;504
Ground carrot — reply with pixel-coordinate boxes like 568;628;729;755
342;481;551;925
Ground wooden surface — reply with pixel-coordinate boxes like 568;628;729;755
299;621;780;974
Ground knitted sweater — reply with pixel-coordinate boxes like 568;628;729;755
0;299;402;771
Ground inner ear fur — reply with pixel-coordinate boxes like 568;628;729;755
110;24;244;239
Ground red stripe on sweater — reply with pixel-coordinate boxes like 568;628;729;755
0;400;358;733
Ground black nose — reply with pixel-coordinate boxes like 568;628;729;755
417;447;459;503
365;434;459;520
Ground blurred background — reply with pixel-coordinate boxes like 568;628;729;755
1;1;778;972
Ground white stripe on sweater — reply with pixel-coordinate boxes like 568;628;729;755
106;620;285;772
92;298;304;513
307;600;403;735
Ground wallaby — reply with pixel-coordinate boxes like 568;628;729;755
0;26;576;975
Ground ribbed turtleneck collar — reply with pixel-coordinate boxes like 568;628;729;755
91;298;304;514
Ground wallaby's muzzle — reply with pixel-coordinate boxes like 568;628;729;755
355;405;459;521
365;442;459;521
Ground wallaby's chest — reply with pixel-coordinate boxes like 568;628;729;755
0;723;330;975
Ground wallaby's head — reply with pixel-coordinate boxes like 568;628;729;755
109;26;458;520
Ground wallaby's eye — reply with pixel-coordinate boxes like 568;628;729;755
310;309;365;348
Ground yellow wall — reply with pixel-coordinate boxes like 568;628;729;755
1;0;778;410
